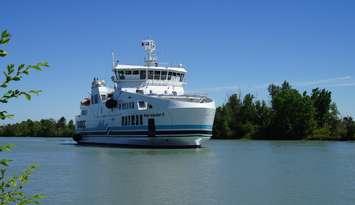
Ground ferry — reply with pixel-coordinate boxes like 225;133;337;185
73;40;216;147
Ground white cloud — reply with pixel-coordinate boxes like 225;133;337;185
189;75;355;93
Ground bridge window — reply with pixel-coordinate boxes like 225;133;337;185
140;70;146;79
148;71;154;79
161;71;167;80
168;72;172;80
118;71;125;80
154;71;160;80
180;74;184;82
133;70;139;75
125;70;132;75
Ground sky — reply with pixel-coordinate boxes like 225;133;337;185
1;0;355;123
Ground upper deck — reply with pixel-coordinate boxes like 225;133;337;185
111;40;187;95
113;64;186;82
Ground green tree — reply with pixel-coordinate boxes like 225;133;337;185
225;94;243;138
268;81;316;139
342;116;355;139
253;100;272;138
311;88;332;127
212;107;231;138
0;29;48;204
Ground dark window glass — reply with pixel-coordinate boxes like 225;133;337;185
136;115;139;125
138;101;146;108
132;115;135;125
168;72;172;80
133;70;139;75
119;71;125;80
125;70;132;75
148;71;154;79
140;115;143;125
172;72;177;76
121;116;124;126
161;71;167;80
180;74;184;82
154;71;160;80
140;70;146;79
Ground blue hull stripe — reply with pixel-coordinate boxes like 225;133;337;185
78;125;212;132
79;130;212;136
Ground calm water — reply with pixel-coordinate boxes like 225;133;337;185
1;137;355;205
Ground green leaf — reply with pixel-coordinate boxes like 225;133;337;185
0;159;12;167
28;90;42;95
23;93;31;101
13;76;21;81
0;111;14;119
7;64;15;74
0;30;10;44
0;49;7;57
0;144;14;152
30;64;42;71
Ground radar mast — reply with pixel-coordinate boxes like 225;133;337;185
141;39;157;67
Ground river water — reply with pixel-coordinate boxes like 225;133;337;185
1;137;355;205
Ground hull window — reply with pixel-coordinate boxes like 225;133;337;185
138;101;147;110
81;110;88;115
132;115;135;125
136;115;139;125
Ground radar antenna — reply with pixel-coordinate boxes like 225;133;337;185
112;51;119;68
141;39;157;67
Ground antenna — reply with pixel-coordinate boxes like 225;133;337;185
141;39;157;66
112;51;119;67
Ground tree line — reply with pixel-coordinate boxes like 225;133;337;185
213;81;355;140
0;117;75;137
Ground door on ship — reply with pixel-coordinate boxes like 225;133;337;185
148;118;156;137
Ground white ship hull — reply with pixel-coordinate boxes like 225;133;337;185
74;92;215;148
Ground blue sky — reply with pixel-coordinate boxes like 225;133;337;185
1;0;355;123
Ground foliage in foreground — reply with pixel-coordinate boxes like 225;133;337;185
0;117;75;137
1;29;48;204
0;145;44;205
213;81;355;140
